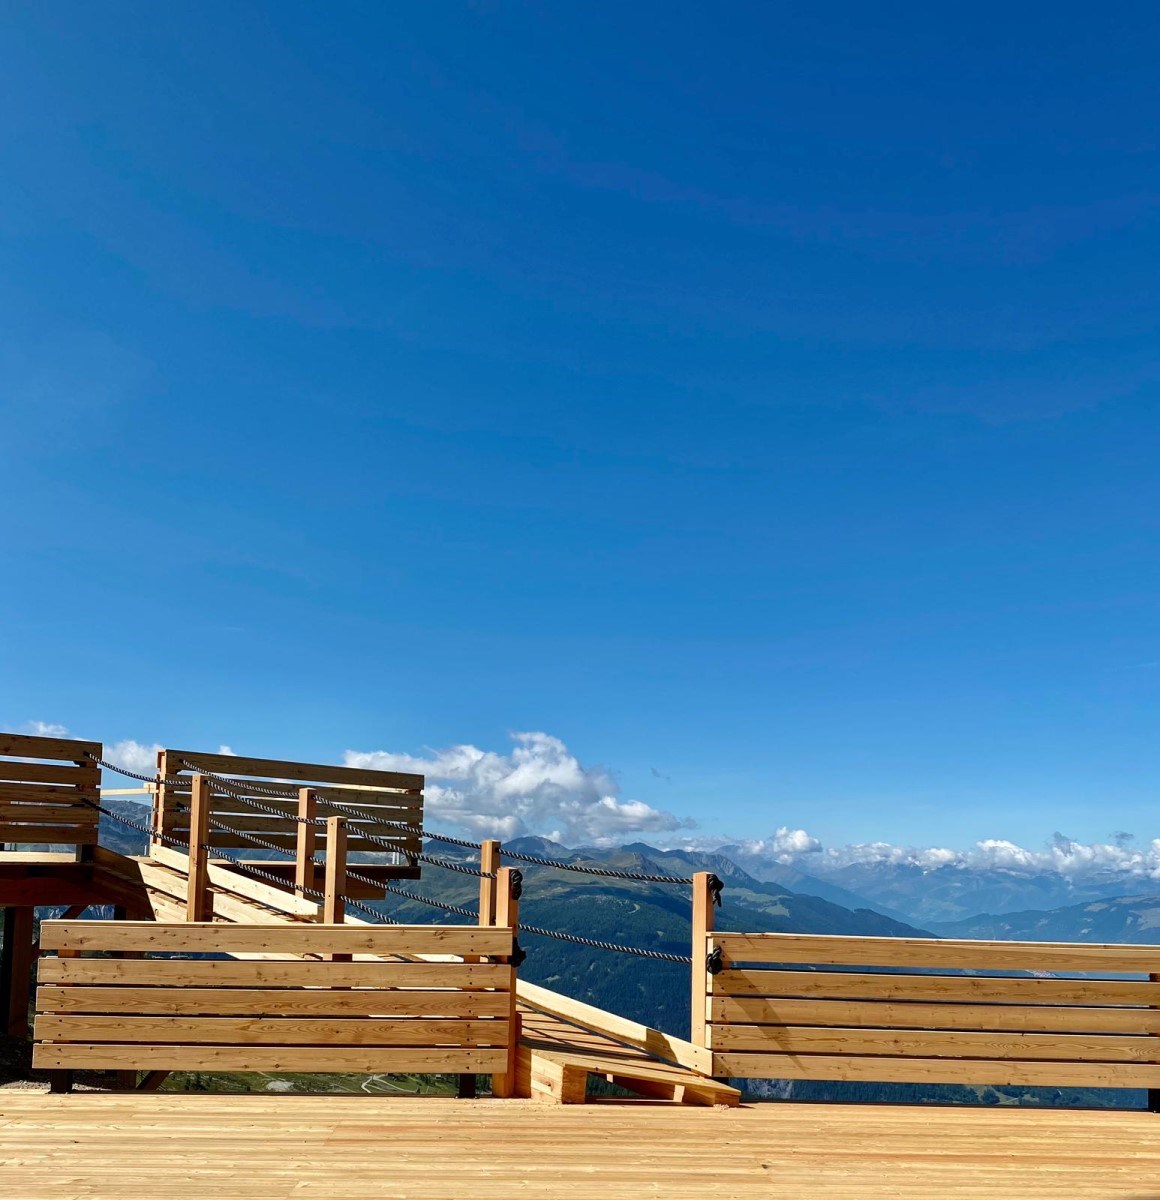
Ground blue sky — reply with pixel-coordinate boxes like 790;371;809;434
2;3;1159;853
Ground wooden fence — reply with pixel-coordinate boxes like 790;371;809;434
689;875;1160;1091
32;920;519;1088
0;733;101;853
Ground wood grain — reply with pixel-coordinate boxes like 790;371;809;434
712;931;1160;973
709;994;1160;1033
38;920;512;956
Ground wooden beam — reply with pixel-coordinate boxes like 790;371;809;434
39;937;515;974
34;1045;509;1074
295;788;318;902
516;979;713;1076
185;776;211;922
1150;971;1160;1114
712;930;1160;974
1;906;35;1038
323;816;347;927
491;866;522;1099
478;840;500;928
690;872;715;1049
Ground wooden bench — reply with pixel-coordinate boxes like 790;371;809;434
33;920;518;1090
699;930;1160;1092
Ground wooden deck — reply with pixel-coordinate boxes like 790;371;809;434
2;1092;1159;1198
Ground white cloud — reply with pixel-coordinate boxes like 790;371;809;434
344;731;691;846
727;826;1160;885
105;739;163;776
26;721;70;737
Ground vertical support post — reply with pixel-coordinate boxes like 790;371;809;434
323;816;348;925
75;747;101;864
478;840;501;928
110;904;139;1091
690;872;716;1049
1150;972;1160;1114
295;788;318;901
151;750;170;852
1;907;35;1038
491;866;522;1098
186;775;212;922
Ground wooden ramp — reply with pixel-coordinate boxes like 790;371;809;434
518;1008;738;1105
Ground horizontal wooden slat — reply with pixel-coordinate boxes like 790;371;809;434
163;748;423;791
0;823;97;845
0;801;93;822
0;762;94;785
36;984;512;1016
0;734;101;761
708;995;1160;1035
200;802;421;824
35;1015;510;1046
0;782;98;804
160;788;423;809
39;920;512;957
711;932;1160;974
710;1052;1160;1087
191;833;414;855
31;1044;506;1073
201;832;299;850
714;969;1160;1006
38;954;513;991
708;1024;1160;1061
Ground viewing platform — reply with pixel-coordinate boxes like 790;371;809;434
4;732;1160;1198
4;1091;1160;1200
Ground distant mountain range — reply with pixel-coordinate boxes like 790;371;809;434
389;835;929;1035
930;893;1160;945
722;848;1160;926
88;806;1140;1106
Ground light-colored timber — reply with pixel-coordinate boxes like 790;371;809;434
0;733;101;852
3;1093;1160;1200
153;748;424;876
711;929;1160;973
31;920;517;1080
518;1008;739;1106
20;733;1160;1111
701;927;1160;1086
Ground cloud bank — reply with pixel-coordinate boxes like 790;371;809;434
17;719;1160;886
727;826;1160;884
346;731;691;845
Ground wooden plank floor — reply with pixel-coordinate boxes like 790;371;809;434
2;1094;1160;1199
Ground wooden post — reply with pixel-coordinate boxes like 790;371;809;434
1150;972;1160;1114
186;775;212;922
1;907;35;1039
151;750;169;852
323;816;348;925
690;872;716;1050
111;905;139;1091
491;866;522;1099
295;788;318;900
478;840;501;928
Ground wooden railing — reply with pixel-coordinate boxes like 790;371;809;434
690;875;1160;1091
32;920;519;1090
0;733;102;855
153;749;425;899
